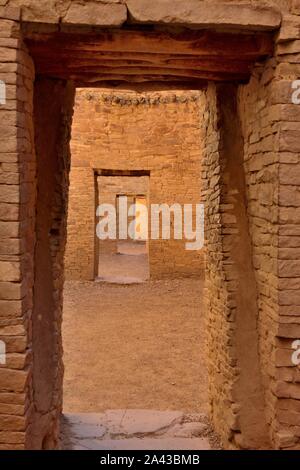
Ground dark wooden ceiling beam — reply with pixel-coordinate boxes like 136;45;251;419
25;28;274;84
41;71;249;83
32;56;253;73
26;29;273;57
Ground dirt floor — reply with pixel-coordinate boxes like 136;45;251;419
62;278;208;414
98;241;150;284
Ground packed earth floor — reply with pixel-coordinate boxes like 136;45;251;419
61;278;221;449
62;279;208;414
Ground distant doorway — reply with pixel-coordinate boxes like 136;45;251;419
97;175;150;284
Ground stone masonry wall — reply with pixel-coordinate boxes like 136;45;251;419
65;89;205;280
201;2;300;448
0;0;300;451
237;10;300;448
0;16;36;450
30;78;75;449
202;83;269;450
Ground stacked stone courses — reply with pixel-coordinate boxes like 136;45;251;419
0;0;300;451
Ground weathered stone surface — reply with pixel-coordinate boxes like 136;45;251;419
166;421;209;438
0;282;22;300
21;1;59;24
0;6;20;21
66;89;204;280
0;0;299;453
0;369;28;393
0;300;22;318
75;437;211;450
126;0;282;31
0;414;26;432
0;431;25;444
278;15;300;42
62;2;127;27
0;262;20;282
63;411;212;450
0;403;24;416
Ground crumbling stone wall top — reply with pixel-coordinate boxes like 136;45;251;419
80;89;202;106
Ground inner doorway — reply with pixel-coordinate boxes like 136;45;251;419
62;87;212;449
97;173;150;284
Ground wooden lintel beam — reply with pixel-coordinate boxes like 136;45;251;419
33;57;253;74
26;29;274;58
37;70;249;83
34;66;250;80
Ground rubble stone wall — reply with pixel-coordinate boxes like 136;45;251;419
65;89;205;280
0;0;299;451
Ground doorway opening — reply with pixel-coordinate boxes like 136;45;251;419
97;171;150;284
62;87;212;449
12;9;284;449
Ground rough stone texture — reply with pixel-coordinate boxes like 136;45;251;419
61;410;214;450
236;28;300;448
201;83;271;449
127;0;282;31
0;0;299;452
65;89;205;280
11;1;282;32
0;16;35;452
26;78;75;450
62;2;127;27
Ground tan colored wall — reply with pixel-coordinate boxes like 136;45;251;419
97;175;149;255
65;89;205;280
238;38;300;447
201;15;300;447
1;0;300;452
0;31;35;450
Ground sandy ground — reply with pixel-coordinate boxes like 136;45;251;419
62;278;208;414
98;241;150;283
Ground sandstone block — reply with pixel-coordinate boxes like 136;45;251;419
0;431;25;444
278;40;300;55
278;15;300;42
0;403;24;416
0;300;22;318
0;282;22;301
0;261;20;282
277;410;300;427
0;185;19;204
278;322;300;338
0;239;21;256
280;131;300;153
276;381;300;400
275;430;297;448
271;80;295;105
0;392;25;405
126;0;281;31
0;369;28;393
0;6;20;22
275;348;294;367
3;353;28;369
0;221;19;238
0;203;19;221
21;1;60;24
62;2;127;27
0;20;19;39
